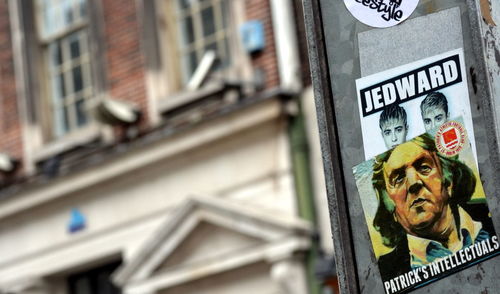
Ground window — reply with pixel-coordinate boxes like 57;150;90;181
68;262;121;294
175;0;231;84
36;0;94;139
157;0;243;94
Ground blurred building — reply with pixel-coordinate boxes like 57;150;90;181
0;0;336;293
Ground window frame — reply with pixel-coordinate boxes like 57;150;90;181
35;0;96;140
171;0;233;85
9;0;109;167
147;0;253;113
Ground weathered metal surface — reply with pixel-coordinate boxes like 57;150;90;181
303;0;500;292
302;0;360;292
358;8;464;77
473;0;500;151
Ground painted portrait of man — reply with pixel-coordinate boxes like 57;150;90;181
379;105;408;149
371;133;496;281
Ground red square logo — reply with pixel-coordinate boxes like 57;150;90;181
443;129;458;144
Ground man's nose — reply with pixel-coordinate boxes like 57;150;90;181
407;168;423;194
430;120;436;130
392;131;397;142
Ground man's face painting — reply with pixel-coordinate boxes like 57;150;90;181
381;119;408;149
383;142;449;236
422;108;448;132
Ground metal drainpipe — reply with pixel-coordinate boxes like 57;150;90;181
287;98;321;294
270;0;302;93
270;0;320;291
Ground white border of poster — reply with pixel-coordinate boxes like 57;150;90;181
356;48;477;161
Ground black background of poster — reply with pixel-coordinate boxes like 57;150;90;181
359;54;462;117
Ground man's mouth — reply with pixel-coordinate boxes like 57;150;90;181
411;198;427;207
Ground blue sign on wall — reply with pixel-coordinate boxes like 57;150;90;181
240;20;265;54
68;208;86;233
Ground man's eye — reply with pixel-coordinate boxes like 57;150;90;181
424;119;430;125
391;174;405;186
436;116;443;122
395;127;403;133
419;165;431;174
384;131;391;136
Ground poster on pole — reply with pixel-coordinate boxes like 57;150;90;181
356;48;477;161
353;119;500;294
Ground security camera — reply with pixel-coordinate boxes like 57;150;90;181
0;153;18;173
92;98;141;126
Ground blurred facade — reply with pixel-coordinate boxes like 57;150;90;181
0;0;336;293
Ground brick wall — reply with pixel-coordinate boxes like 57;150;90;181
0;1;23;163
245;0;280;90
101;0;283;127
0;0;289;175
102;0;149;129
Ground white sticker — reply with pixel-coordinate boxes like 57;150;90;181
344;0;419;28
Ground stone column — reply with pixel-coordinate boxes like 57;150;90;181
270;256;309;294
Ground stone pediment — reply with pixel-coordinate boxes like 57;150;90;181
154;221;263;273
113;196;312;293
